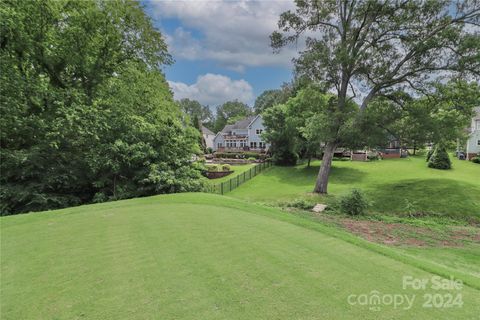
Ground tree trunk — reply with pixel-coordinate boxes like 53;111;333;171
307;155;311;167
313;142;337;194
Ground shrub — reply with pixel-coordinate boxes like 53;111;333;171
427;146;451;170
287;198;316;210
272;149;298;166
221;164;231;171
426;148;434;162
247;157;256;161
214;152;242;159
472;156;480;164
339;189;369;216
206;164;221;172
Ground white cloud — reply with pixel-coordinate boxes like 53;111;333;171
168;73;255;106
151;0;298;72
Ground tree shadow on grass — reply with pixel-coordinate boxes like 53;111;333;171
270;164;366;187
367;179;480;218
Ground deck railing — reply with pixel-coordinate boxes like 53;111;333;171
205;161;272;195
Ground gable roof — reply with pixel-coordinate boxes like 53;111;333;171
201;125;214;135
220;116;256;133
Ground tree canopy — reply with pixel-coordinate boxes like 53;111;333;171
272;0;480;193
214;100;253;132
0;0;203;215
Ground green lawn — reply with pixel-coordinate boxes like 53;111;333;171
203;164;256;184
1;193;480;319
229;156;480;219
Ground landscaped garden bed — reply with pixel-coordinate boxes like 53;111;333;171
203;164;233;179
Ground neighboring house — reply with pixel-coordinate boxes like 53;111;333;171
213;115;270;152
466;107;480;160
201;126;215;150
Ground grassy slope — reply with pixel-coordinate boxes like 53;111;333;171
1;193;479;319
229;156;480;219
203;164;256;184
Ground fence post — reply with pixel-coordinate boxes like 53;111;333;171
237;174;239;186
230;178;232;191
221;182;223;195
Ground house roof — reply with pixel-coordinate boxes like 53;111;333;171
220;116;257;133
201;125;214;135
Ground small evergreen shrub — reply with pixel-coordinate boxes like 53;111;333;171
472;156;480;164
427;147;451;170
426;149;434;162
339;189;369;216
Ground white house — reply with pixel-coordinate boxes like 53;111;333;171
466;107;480;160
213;115;270;152
201;126;215;150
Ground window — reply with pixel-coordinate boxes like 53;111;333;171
477;140;480;146
217;143;222;148
476;120;480;130
256;129;263;135
250;142;257;148
259;141;265;148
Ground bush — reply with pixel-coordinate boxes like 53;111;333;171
272;149;298;166
214;152;242;159
426;148;434;162
206;164;221;172
339;189;369;216
287;198;316;210
221;164;231;171
427;146;451;170
471;157;480;164
247;157;256;161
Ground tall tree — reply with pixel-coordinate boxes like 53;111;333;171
0;0;203;214
178;98;214;129
214;100;252;132
272;0;480;194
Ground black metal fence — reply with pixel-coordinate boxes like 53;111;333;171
205;161;272;195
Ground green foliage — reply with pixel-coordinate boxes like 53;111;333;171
286;198;316;210
471;157;480;164
247;157;256;161
426;149;434;162
262;104;299;165
254;88;291;114
178;98;214;129
214;100;252;132
271;0;480;192
221;164;231;171
339;189;369;216
214;152;266;160
206;164;221;172
0;0;203;215
427;147;452;170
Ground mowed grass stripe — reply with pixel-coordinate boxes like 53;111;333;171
1;194;479;319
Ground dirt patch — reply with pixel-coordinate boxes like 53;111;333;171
340;219;480;247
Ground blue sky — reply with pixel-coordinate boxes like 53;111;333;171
142;0;297;108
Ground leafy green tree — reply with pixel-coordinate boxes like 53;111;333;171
178;98;214;129
262;104;299;165
271;0;480;194
0;0;203;215
214;100;252;132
